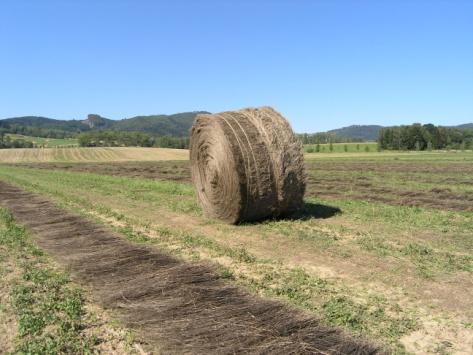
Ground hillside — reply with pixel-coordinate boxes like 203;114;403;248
112;112;208;136
0;111;209;138
454;123;473;130
82;114;114;129
327;125;383;141
2;114;472;141
0;116;86;132
326;123;473;141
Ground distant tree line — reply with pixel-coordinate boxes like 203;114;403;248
0;125;76;139
378;124;473;151
298;133;363;144
78;131;189;149
306;142;376;153
0;132;34;149
0;112;205;139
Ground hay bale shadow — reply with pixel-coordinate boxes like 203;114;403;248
285;202;342;221
241;202;341;225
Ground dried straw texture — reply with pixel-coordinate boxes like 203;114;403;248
190;107;305;223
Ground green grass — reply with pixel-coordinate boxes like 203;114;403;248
0;208;95;353
1;151;472;353
0;162;471;276
93;214;418;351
5;134;79;148
0;165;421;352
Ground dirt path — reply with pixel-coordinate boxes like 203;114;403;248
0;181;377;354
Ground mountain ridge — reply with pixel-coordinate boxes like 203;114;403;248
1;114;472;140
0;111;209;137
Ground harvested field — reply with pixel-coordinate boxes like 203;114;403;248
12;161;192;183
0;147;188;163
1;150;472;353
304;156;473;212
0;181;376;354
12;152;473;212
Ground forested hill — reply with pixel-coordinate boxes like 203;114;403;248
2;113;472;141
455;123;473;130
0;116;86;132
327;125;384;141
326;123;473;141
112;112;207;136
0;112;209;138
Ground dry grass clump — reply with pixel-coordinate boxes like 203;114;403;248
190;107;305;223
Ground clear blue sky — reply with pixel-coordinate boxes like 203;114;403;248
1;0;472;132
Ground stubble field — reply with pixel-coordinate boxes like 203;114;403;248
0;147;472;354
0;146;188;163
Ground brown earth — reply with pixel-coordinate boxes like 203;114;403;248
12;159;473;181
0;181;378;354
305;176;473;212
305;160;473;174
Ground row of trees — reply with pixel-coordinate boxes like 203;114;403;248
78;131;189;149
0;125;76;139
378;124;473;150
298;132;363;144
3;123;473;152
306;143;374;153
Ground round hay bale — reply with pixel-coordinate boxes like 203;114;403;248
190;106;305;224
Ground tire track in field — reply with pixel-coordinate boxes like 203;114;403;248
0;181;377;355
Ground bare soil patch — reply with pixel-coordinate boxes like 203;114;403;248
0;181;377;354
305;160;473;174
306;176;473;212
